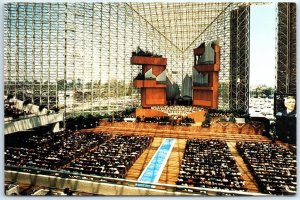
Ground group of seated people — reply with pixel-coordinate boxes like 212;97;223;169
236;142;297;195
139;116;195;126
151;106;204;116
5;127;297;195
176;139;246;192
207;110;246;119
5;130;112;170
5;95;59;119
212;113;236;123
4;100;33;121
65;134;153;179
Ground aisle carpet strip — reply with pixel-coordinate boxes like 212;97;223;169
137;138;175;188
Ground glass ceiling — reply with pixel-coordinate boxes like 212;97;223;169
128;2;265;52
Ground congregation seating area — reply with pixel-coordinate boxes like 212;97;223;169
65;135;153;179
4;129;297;196
5;130;112;170
236;142;297;195
151;105;204;116
176;139;246;192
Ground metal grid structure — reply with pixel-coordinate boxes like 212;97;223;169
276;3;296;94
4;2;255;116
229;6;250;112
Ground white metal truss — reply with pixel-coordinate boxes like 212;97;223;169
276;3;296;94
4;2;262;116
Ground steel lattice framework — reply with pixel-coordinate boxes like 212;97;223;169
276;3;296;94
4;2;257;116
229;6;250;112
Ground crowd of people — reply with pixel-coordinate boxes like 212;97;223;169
176;139;246;192
236;142;297;195
4;100;33;121
206;109;248;123
138;116;195;126
5;129;152;178
152;105;204;116
5;128;297;195
65;135;153;179
5;130;112;170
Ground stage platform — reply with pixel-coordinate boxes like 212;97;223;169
86;121;267;142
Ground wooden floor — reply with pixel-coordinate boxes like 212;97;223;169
91;125;270;142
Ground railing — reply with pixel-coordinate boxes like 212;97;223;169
4;113;63;135
5;166;268;196
4;112;59;123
